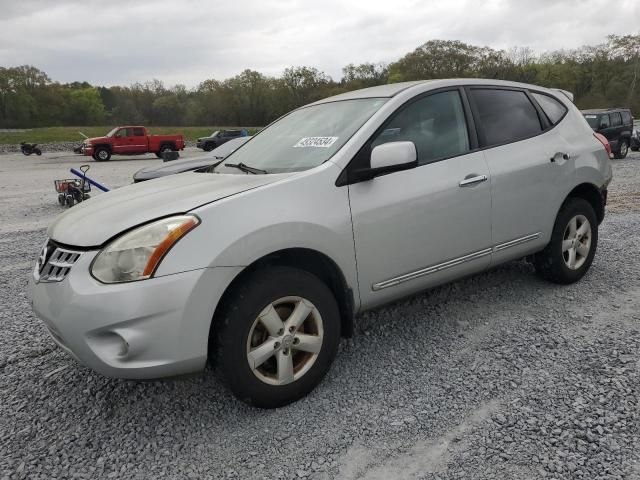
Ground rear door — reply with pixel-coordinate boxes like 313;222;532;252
610;112;623;150
467;87;573;264
347;89;493;308
131;127;148;153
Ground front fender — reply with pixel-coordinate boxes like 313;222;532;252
154;163;359;305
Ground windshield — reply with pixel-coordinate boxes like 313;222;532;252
210;130;220;137
106;127;119;137
583;114;599;129
216;98;387;174
211;137;251;158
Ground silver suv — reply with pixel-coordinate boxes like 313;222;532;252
31;79;612;408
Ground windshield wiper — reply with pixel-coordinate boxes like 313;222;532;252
224;162;268;174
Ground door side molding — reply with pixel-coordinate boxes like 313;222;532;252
371;232;542;291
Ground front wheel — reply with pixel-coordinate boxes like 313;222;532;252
213;267;341;408
94;147;111;162
34;148;42;156
534;197;598;284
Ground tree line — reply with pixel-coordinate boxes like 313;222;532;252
0;34;638;129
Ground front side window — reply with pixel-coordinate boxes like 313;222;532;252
470;89;542;146
531;92;567;125
370;90;470;165
116;128;132;137
217;98;387;174
611;112;622;127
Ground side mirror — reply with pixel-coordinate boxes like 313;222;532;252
370;141;417;170
350;141;417;183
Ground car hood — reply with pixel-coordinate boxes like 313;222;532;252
48;172;289;247
85;136;108;144
134;155;219;179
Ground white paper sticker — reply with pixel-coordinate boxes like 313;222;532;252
584;115;597;118
293;136;338;148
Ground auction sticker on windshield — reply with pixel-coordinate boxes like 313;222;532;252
293;137;338;148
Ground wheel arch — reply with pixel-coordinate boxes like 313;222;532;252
565;182;605;224
93;143;112;152
208;248;355;359
159;141;176;151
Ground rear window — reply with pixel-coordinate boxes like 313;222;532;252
611;112;622;127
531;92;567;125
470;89;542;146
621;111;632;125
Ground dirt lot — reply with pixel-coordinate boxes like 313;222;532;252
1;149;640;480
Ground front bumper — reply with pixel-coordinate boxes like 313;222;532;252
82;146;94;156
30;249;242;379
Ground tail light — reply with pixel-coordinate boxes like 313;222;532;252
594;133;612;157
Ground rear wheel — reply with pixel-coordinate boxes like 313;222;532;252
213;267;341;408
614;140;629;159
34;148;42;156
534;197;598;284
155;152;163;158
94;147;111;162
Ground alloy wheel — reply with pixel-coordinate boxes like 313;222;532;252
562;214;591;270
246;296;324;386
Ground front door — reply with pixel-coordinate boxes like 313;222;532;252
347;90;493;309
112;127;135;154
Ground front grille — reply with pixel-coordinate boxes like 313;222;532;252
34;240;82;283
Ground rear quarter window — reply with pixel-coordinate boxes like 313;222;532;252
531;92;567;125
621;111;632;125
470;88;543;147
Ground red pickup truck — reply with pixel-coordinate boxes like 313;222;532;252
82;126;185;161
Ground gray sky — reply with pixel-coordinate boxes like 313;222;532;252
0;0;638;87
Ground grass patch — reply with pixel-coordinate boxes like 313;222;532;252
0;126;261;145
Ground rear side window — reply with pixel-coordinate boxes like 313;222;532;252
531;92;567;125
371;90;470;165
600;114;610;128
133;128;144;136
611;112;622;126
621;111;632;125
470;89;542;146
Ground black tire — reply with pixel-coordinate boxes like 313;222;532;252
534;197;598;284
614;140;629;159
57;193;65;206
21;149;31;156
65;194;74;208
34;148;42;156
213;266;341;408
203;143;215;152
159;144;175;154
155;152;163;158
94;147;111;162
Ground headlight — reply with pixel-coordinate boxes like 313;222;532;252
91;215;200;283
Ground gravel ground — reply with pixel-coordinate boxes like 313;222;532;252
1;149;639;480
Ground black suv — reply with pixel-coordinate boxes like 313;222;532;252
582;108;634;158
196;129;247;151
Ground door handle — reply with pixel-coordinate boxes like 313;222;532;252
459;174;488;187
550;152;570;162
